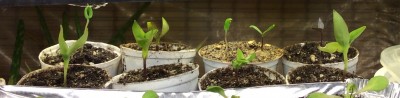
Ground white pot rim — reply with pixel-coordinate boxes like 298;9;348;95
282;41;359;66
198;65;286;90
38;40;121;68
106;63;199;89
120;42;196;53
198;41;283;64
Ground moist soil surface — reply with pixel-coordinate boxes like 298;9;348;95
284;41;357;64
118;63;195;84
199;41;283;63
19;65;110;88
121;42;190;51
288;65;360;84
43;44;117;66
200;65;285;90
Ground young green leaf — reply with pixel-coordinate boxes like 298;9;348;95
307;92;341;98
349;26;366;44
332;10;350;47
142;90;158;98
132;20;146;42
160;17;169;38
264;24;275;36
147;22;158;31
231;49;256;69
356;76;389;94
224;18;232;34
84;4;93;19
249;25;262;35
206;86;228;98
318;42;343;54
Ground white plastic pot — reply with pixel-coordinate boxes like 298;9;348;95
38;40;122;76
198;65;285;90
120;44;196;71
283;42;359;75
106;63;199;92
374;45;400;83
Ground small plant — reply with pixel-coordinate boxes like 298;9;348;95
231;49;256;69
58;4;92;86
249;24;275;49
318;10;366;73
308;76;389;98
142;90;159;98
224;18;232;58
132;20;158;75
312;18;324;46
206;86;240;98
146;17;169;50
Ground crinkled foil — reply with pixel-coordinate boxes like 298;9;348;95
0;78;398;98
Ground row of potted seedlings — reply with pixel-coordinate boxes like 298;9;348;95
13;5;389;97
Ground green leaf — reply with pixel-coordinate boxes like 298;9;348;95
142;90;158;98
141;29;158;59
206;86;228;98
160;17;169;38
58;25;68;59
69;25;88;56
245;53;256;62
231;95;240;98
224;18;232;34
332;10;350;47
147;22;158;31
349;26;366;44
346;83;357;93
249;25;263;35
84;4;93;19
132;20;146;45
263;24;275;36
318;42;343;53
356;76;389;94
236;49;245;59
307;92;341;98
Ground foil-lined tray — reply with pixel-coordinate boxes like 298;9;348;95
0;78;398;98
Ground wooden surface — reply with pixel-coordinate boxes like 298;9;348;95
0;0;399;81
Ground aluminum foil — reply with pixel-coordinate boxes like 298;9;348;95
0;78;398;98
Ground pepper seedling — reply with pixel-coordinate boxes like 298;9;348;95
249;24;275;49
206;86;240;98
147;17;169;51
142;90;159;98
318;10;366;73
224;18;232;58
308;76;389;98
231;49;256;69
58;4;92;86
132;20;158;75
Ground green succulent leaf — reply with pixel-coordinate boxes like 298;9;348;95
318;42;343;54
332;10;350;47
349;26;366;44
263;24;275;36
249;25;263;35
142;90;158;98
356;76;389;94
307;92;341;98
224;18;232;34
84;4;93;19
160;17;169;38
206;86;228;98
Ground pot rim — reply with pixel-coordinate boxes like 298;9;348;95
120;42;196;53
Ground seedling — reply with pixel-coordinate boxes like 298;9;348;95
224;18;232;58
312;18;324;46
249;24;275;49
132;20;158;75
142;90;159;98
206;86;240;98
231;49;256;69
308;76;389;98
58;5;92;86
146;17;169;51
318;10;366;73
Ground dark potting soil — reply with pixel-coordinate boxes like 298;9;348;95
200;65;285;90
199;41;283;62
288;65;360;84
43;44;118;65
121;42;189;51
284;42;357;64
118;63;195;84
19;65;110;88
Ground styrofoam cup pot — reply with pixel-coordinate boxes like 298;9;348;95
120;44;196;71
106;63;199;92
374;45;400;83
201;57;279;72
38;40;122;76
282;42;359;75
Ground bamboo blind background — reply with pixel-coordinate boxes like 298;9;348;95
0;0;399;81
